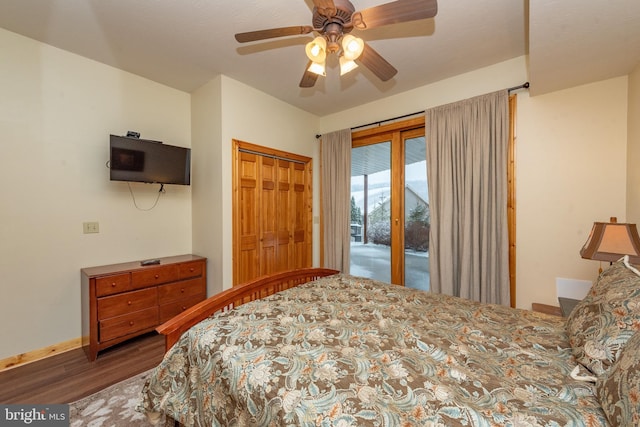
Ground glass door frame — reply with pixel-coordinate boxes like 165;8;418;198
351;117;425;285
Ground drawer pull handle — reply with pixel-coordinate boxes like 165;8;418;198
129;321;134;326
128;300;132;305
111;283;117;287
189;268;195;272
154;274;160;279
181;288;185;293
182;306;187;310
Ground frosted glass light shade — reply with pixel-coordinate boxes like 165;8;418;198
342;35;364;61
305;37;327;62
307;61;326;76
339;56;358;75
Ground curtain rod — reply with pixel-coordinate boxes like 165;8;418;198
508;81;530;92
315;82;529;139
315;110;423;139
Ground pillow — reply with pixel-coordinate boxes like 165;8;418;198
597;330;640;426
566;256;640;377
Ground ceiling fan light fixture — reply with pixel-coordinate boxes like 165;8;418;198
341;34;364;61
307;60;326;76
305;36;327;62
339;56;358;75
235;0;439;89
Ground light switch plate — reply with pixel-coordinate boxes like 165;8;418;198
83;221;99;234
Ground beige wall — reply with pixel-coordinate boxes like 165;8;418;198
627;65;640;225
190;76;320;295
191;77;224;297
0;28;192;360
517;77;628;307
319;57;528;133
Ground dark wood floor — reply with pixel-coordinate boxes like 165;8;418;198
0;332;165;404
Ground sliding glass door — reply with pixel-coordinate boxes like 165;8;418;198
349;118;429;290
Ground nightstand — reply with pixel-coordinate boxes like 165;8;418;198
558;297;580;317
532;298;581;317
531;303;563;316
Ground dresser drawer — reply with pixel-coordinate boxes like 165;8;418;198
131;265;180;289
95;273;132;297
180;261;204;279
97;288;157;320
159;294;206;323
158;278;205;304
99;307;158;342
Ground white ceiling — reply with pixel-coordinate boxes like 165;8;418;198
0;0;639;117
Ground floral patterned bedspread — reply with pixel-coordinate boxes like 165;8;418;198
139;274;608;426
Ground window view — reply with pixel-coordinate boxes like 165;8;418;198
403;136;430;291
350;142;392;283
350;134;430;290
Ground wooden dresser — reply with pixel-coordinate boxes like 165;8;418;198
81;254;207;361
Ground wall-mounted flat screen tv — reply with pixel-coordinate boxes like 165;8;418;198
109;134;191;185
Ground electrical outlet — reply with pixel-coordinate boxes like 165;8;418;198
83;221;99;234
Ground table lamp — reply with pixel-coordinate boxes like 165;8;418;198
580;217;640;271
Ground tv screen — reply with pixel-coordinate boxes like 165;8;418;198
109;134;191;185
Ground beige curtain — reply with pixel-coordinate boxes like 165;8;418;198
426;90;510;305
321;129;352;271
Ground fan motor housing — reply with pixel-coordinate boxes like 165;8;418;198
312;0;355;31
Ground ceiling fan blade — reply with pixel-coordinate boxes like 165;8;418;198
299;62;320;88
356;43;397;82
235;26;313;43
312;0;337;18
352;0;437;30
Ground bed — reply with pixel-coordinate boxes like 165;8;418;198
139;261;640;426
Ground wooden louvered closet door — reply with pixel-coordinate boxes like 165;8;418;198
232;140;312;286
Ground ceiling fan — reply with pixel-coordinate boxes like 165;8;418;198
234;0;438;88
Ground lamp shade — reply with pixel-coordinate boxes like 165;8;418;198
339;55;358;75
341;34;364;61
580;217;640;264
307;61;326;76
305;37;327;63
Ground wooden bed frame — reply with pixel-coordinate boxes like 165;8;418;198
156;268;339;351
